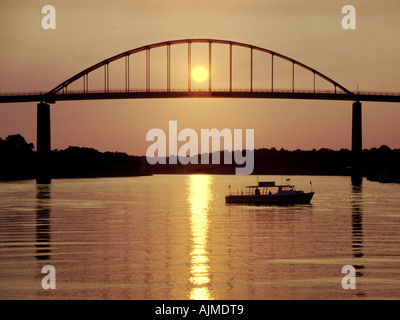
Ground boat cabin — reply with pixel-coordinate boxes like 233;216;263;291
242;181;299;196
226;179;314;204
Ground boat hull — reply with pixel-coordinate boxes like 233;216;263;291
225;192;314;205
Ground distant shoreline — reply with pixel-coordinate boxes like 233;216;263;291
1;134;399;182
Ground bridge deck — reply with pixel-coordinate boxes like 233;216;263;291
1;90;400;103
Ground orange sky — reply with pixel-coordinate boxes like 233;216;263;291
0;0;399;155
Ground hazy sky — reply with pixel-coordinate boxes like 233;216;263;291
1;0;399;155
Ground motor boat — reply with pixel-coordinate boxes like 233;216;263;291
225;179;314;205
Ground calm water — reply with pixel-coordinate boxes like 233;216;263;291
0;174;399;300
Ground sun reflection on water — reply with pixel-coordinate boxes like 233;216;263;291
188;175;213;300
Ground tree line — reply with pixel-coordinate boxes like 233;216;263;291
143;147;400;179
0;134;144;180
1;134;399;180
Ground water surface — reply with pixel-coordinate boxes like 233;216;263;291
0;175;399;299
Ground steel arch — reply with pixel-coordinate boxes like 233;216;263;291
47;39;353;95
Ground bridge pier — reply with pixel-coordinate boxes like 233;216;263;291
36;102;51;184
351;101;362;185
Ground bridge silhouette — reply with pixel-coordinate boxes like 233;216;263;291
1;38;399;184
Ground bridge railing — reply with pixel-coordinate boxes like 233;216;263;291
0;91;49;97
2;89;400;97
1;89;400;103
49;88;350;95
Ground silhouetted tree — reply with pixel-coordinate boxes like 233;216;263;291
0;134;34;153
0;134;35;180
1;134;399;180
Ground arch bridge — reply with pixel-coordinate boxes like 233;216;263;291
47;38;353;101
1;39;400;183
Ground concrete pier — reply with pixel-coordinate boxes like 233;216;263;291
351;101;362;185
36;102;51;184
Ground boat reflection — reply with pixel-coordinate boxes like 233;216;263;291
187;175;213;300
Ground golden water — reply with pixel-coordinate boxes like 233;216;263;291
1;175;399;299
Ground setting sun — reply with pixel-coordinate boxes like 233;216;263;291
192;65;209;83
